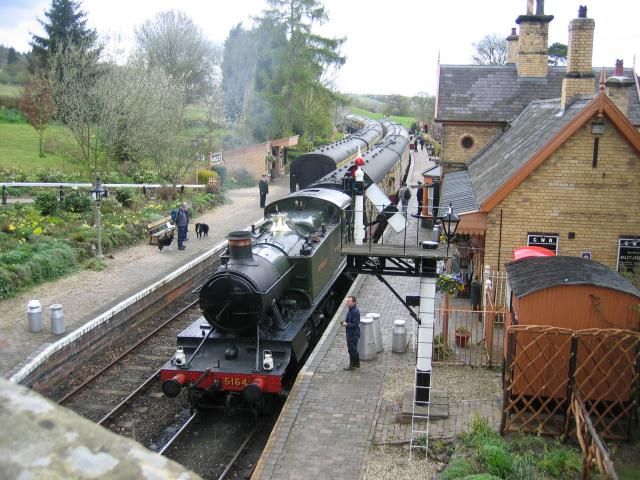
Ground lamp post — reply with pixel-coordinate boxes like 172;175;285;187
90;176;108;259
439;202;460;258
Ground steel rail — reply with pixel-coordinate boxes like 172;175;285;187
217;420;265;480
58;298;199;405
97;368;162;425
159;411;199;456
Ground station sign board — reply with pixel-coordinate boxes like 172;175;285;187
527;232;559;254
617;237;640;272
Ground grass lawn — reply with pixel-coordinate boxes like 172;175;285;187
0;123;85;174
0;83;22;97
347;106;415;129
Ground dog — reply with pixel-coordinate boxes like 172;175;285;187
195;223;209;239
158;232;174;252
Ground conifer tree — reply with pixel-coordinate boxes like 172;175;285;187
30;0;97;71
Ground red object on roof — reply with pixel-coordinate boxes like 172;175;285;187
513;246;555;260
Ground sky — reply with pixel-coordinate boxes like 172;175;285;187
1;0;638;96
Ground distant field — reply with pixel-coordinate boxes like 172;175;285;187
0;123;85;173
0;83;23;97
346;106;414;129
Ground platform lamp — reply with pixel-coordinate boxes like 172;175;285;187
90;176;108;259
440;202;460;258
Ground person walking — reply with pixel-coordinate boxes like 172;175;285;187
341;295;360;370
420;137;425;151
175;202;189;251
398;182;410;214
413;137;418;151
259;174;269;208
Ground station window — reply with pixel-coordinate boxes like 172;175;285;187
460;135;475;150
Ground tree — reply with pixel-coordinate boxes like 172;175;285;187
472;34;507;65
20;76;56;157
548;42;568;66
135;10;217;112
7;47;18;64
252;0;345;140
412;93;435;124
221;24;258;126
30;0;98;71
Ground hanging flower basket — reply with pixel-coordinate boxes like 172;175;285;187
436;273;465;297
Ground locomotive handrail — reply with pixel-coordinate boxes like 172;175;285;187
185;329;215;369
253;241;288;256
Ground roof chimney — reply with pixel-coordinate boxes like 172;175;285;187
605;59;634;116
506;28;519;64
560;6;596;111
516;0;554;78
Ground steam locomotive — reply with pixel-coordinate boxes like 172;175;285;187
160;118;410;410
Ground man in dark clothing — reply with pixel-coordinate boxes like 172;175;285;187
341;295;360;370
259;175;269;208
416;181;424;216
175;202;189;250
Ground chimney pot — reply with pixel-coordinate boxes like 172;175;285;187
615;59;624;76
578;6;587;18
511;27;517;35
536;0;545;15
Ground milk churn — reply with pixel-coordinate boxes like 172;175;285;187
49;304;65;334
27;300;43;333
366;313;384;353
392;319;408;353
357;317;376;361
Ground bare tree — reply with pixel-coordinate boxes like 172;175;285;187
472;34;508;65
135;10;217;114
20;76;56;157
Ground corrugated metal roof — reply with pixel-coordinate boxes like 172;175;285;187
436;65;640;125
506;256;640;298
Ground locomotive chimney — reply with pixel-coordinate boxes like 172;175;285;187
227;231;253;259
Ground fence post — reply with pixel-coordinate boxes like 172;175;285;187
563;334;579;437
2;185;6;206
500;328;516;435
59;184;64;202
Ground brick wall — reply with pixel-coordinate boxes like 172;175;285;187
441;124;502;166
561;77;594;111
516;22;549;77
483;119;640;271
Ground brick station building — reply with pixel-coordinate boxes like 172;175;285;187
435;1;640;274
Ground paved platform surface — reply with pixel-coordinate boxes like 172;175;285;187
253;148;502;479
0;177;292;378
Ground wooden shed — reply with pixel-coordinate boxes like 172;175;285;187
504;256;640;405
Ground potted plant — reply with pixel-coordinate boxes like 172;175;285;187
436;273;465;297
454;325;471;348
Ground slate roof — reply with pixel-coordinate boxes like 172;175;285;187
468;96;591;207
436;65;640;125
440;170;478;214
506;256;640;298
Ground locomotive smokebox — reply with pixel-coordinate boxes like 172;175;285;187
227;231;252;259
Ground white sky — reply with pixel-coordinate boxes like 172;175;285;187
1;0;638;96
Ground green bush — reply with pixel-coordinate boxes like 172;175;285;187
38;169;68;183
62;190;92;213
114;189;134;208
197;169;219;185
440;457;475;480
477;443;513;478
35;191;60;216
0;108;24;123
0;166;27;182
537;444;581;477
460;475;501;480
212;165;227;185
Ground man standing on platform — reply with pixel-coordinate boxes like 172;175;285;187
175;202;189;251
416;181;424;217
341;295;360;370
259;174;269;208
